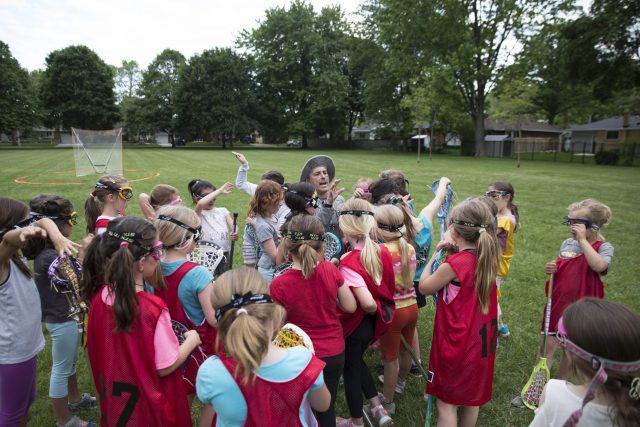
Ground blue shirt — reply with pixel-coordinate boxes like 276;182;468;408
196;346;324;427
160;260;212;326
413;214;433;282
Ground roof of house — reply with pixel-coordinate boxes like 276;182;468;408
484;117;563;133
485;134;511;142
568;115;640;132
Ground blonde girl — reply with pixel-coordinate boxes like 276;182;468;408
531;298;640;427
419;198;500;427
81;216;199;426
485;180;519;337
375;204;418;415
270;215;356;427
337;198;396;427
248;180;284;284
153;205;218;397
541;199;613;379
84;175;132;235
0;197;77;427
138;184;182;221
196;267;331;427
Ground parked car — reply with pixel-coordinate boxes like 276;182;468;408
240;135;254;144
286;139;301;147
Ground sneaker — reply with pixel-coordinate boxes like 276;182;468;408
55;415;97;427
336;417;364;427
510;395;525;408
371;404;394;427
378;375;405;394
498;324;510;337
409;362;422;377
364;394;396;417
68;393;97;410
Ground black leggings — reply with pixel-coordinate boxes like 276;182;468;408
315;352;345;427
343;314;377;419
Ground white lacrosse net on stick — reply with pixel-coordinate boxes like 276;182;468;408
72;128;123;176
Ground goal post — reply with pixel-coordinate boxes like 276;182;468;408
72;128;123;176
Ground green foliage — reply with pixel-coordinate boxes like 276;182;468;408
594;149;620;165
239;0;350;145
175;48;254;142
139;49;185;133
40;45;118;129
114;60;142;102
0;41;41;137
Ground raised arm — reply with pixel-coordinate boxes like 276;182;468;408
195;182;234;216
138;193;157;222
417;177;451;233
233;152;257;196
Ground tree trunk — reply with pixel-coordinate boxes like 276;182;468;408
302;134;308;149
474;97;485;157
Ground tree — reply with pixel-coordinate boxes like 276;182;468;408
368;0;573;155
139;49;185;139
239;0;350;146
175;48;254;147
41;45;118;129
114;60;142;103
0;41;41;141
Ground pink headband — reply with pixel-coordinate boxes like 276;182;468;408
557;317;640;426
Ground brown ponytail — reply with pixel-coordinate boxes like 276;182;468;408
489;180;519;231
281;215;325;279
449;198;500;314
0;197;33;278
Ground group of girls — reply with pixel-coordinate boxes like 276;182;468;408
1;149;637;427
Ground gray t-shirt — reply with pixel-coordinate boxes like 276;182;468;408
0;259;45;364
34;247;74;323
559;238;614;274
254;216;280;270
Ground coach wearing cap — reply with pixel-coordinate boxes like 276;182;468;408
300;155;345;236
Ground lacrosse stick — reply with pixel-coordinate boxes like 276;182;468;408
323;231;342;261
48;255;88;346
171;320;208;387
273;261;293;278
521;273;554;410
400;335;433;427
229;212;238;268
430;179;454;240
273;323;315;354
187;240;225;277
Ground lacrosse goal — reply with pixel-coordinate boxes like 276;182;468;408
72;128;123;176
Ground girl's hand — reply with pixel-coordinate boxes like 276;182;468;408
544;261;557;274
184;330;202;348
435;239;457;253
230;231;238;241
436;177;451;193
326;179;345;204
19;226;48;244
52;235;80;257
571;223;587;242
218;182;234;195
232;152;248;165
352;187;365;199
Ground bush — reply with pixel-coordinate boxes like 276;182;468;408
595;150;619;165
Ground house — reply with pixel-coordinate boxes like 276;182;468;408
484;117;563;157
567;114;640;153
350;123;384;140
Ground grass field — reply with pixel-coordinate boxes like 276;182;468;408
1;146;639;426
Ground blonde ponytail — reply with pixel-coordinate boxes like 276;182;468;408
339;198;382;284
298;243;320;279
281;215;325;279
211;267;285;384
360;235;382;285
475;228;499;313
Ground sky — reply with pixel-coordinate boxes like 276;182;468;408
0;0;363;71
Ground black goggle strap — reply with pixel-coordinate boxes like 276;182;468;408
449;219;489;229
561;216;598;230
215;292;273;321
338;210;375;217
106;230;152;253
377;222;403;233
157;215;201;242
95;181;121;192
282;230;324;242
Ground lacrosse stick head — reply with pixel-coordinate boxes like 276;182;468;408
48;255;82;293
187;240;225;276
273;323;315;354
323;231;342;261
273;261;293;278
521;358;550;410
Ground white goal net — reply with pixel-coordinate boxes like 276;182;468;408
72;128;123;176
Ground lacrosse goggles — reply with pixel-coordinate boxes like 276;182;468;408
557;317;640;426
157;215;202;248
13;211;79;228
561;216;600;230
95;181;133;201
484;190;510;201
106;230;165;261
